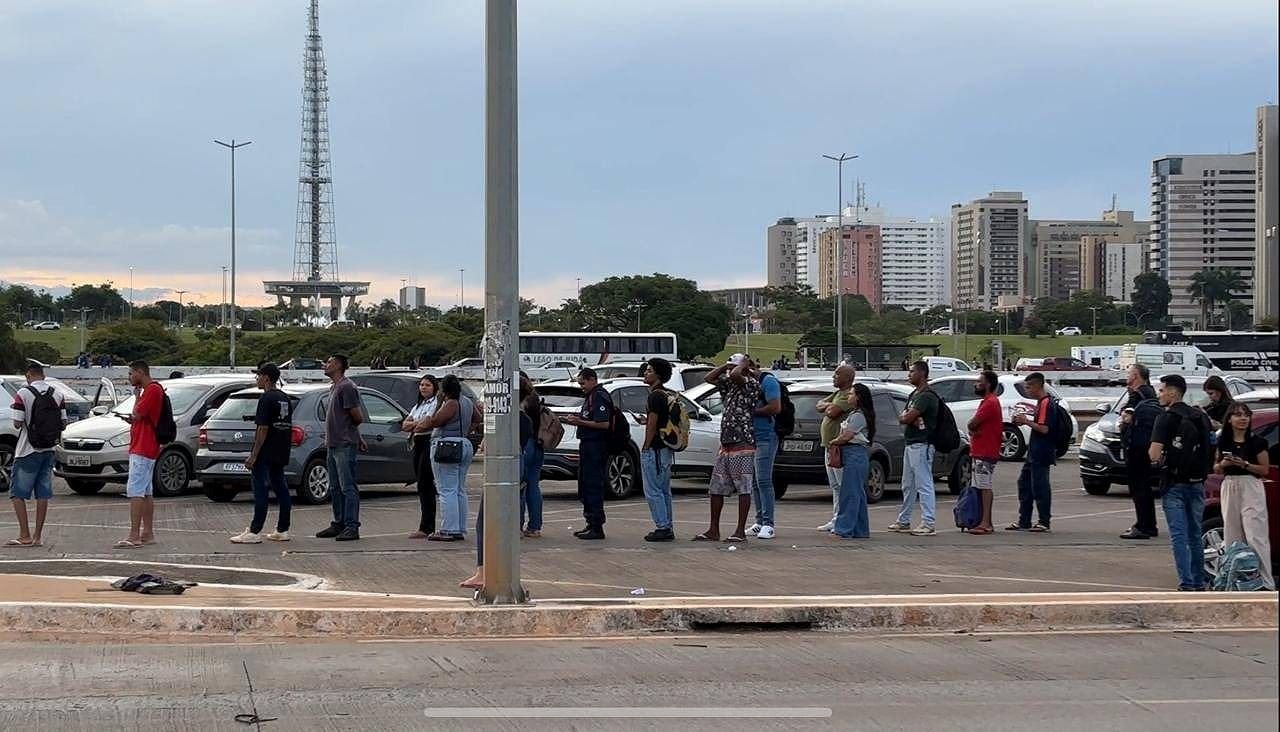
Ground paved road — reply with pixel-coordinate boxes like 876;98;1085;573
0;629;1273;730
0;460;1191;599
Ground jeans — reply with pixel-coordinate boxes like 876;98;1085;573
1016;459;1052;528
578;439;608;529
10;451;55;501
1162;482;1206;589
521;439;544;532
476;497;485;566
412;436;437;534
432;438;475;536
897;443;936;526
1126;457;1158;535
641;447;674;531
326;445;359;530
834;444;870;538
752;431;779;527
825;465;843;521
249;460;291;534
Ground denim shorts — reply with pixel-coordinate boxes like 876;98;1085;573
10;451;55;501
126;454;157;498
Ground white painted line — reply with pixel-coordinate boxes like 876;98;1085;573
0;520;225;535
522;578;702;596
922;572;1170;591
421;707;831;719
1051;508;1136;521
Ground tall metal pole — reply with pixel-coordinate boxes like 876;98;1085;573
221;267;228;327
823;153;857;365
128;267;134;321
480;0;525;604
215;139;251;369
174;290;188;329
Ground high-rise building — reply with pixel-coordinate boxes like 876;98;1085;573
1256;105;1279;325
1104;241;1144;303
398;286;426;310
1079;235;1109;292
765;218;802;287
1150;153;1257;326
951;191;1028;310
1030;209;1148;300
817;225;882;310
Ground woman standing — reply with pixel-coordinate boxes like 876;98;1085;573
520;374;545;538
1213;403;1274;589
1202;375;1235;427
404;375;440;539
424;375;480;541
829;383;876;539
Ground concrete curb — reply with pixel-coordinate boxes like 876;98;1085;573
0;592;1274;640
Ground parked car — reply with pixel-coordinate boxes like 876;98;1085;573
1236;387;1279;407
769;382;972;503
1201;408;1279;582
1022;357;1100;371
279;357;325;370
1077;374;1254;495
0;376;93;494
931;326;953;335
1014;357;1045;370
929;373;1079;461
582;362;714;392
197;383;415;504
54;374;257;497
32;321;60;331
1056;326;1083;336
538;378;718;499
347;371;484;450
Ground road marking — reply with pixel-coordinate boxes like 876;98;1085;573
0;520;225;535
421;707;832;719
522;578;702;596
1051;509;1135;521
922;572;1169;591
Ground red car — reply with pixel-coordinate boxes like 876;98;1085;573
1202;408;1280;581
1018;357;1101;371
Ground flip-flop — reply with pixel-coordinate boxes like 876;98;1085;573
723;535;747;543
692;533;719;542
4;539;36;547
1004;523;1027;531
459;578;484;589
113;539;144;549
968;527;993;535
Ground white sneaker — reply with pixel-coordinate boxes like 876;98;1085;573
816;520;835;532
886;522;911;532
745;523;762;537
230;529;262;544
757;525;776;540
265;531;291;542
911;524;937;536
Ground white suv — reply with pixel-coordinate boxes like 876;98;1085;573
928;373;1079;460
1056;326;1083;336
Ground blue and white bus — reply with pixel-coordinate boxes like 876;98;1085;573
517;331;679;369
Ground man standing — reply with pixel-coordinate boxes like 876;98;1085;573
1149;374;1213;591
315;354;365;542
564;367;612;540
966;370;1003;535
6;360;65;547
231;363;293;544
746;360;782;540
890;361;940;536
815;364;855;532
697;354;760;542
1119;364;1161;540
1008;372;1055;533
116;360;164;549
638;358;675;542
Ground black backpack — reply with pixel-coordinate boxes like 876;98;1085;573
23;385;64;450
926;389;962;453
155;392;178;446
1160;403;1213;483
1051;399;1073;458
1122;397;1163;452
605;402;631;453
773;378;796;438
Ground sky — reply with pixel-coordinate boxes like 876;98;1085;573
1;0;1277;310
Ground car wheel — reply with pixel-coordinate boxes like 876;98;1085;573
772;478;789;500
866;458;886;504
1202;514;1225;584
1000;424;1026;460
295;457;331;505
0;441;13;494
204;484;238;503
66;479;106;495
152;449;191;498
605;449;639;500
948;454;972;495
1082;478;1111;496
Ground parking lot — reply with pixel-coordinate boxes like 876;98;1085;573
0;456;1187;599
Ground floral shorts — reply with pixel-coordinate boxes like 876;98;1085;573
709;445;756;497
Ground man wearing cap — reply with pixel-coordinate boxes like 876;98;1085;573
6;360;66;547
231;363;294;544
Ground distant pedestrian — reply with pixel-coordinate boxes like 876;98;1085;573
230;363;293;544
114;360;163;549
315;354;367;542
563;368;612;540
746;360;782;540
1149;374;1214;591
6;360;66;548
1119;364;1161;540
520;374;545;538
1201;375;1234;428
405;375;440;539
638;357;676;542
815;364;856;531
1006;372;1056;533
966;370;1002;535
829;383;875;539
696;354;759;543
890;361;940;536
1213;403;1274;589
425;375;480;541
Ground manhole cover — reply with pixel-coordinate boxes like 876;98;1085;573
0;560;311;587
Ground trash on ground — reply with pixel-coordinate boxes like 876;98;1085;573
110;573;197;595
630;588;646;596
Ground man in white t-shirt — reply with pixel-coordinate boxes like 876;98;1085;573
7;360;67;547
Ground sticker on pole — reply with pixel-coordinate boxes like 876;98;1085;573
483;319;513;416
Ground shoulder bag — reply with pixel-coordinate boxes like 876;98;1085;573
431;399;465;464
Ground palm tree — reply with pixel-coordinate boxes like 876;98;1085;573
1188;268;1246;328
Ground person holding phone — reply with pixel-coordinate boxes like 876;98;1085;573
562;368;612;540
1214;403;1274;589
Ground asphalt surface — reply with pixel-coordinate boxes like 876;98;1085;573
0;629;1273;730
1;459;1192;599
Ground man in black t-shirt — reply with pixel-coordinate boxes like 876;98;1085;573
231;363;294;544
1148;374;1212;591
638;358;675;542
1119;364;1160;540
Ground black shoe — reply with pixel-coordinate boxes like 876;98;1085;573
315;524;342;539
1119;528;1152;540
645;529;675;542
334;528;360;541
573;527;594;538
577;528;606;540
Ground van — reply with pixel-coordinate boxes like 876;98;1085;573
924;356;972;373
1117;344;1217;373
1070;346;1122;369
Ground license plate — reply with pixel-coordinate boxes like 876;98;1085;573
221;462;249;473
67;455;91;467
783;440;814;453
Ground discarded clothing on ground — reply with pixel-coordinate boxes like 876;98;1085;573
111;573;198;595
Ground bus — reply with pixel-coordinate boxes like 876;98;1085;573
517;331;679;369
1142;329;1280;371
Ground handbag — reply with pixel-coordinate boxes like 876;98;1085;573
431;400;465;464
826;443;843;469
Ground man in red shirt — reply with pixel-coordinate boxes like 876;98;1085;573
966;370;1003;534
116;360;164;549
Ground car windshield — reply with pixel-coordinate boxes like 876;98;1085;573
539;387;586;409
112;383;209;416
210;394;262;422
789;393;828;421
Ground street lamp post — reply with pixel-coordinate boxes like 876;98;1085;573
128;267;134;321
214;138;252;369
174;290;188;330
459;268;466;311
220;266;228;327
1088;306;1100;338
69;307;93;356
822;152;857;366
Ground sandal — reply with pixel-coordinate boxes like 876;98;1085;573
692;532;719;542
1004;523;1027;531
968;526;993;535
521;530;542;538
723;535;747;543
4;538;37;547
113;539;144;549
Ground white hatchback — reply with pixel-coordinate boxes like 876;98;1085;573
928;373;1079;460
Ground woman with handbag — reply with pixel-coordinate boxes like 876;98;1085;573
519;374;545;538
829;383;875;539
424;375;480;541
404;375;440;539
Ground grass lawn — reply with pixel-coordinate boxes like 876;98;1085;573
715;332;1141;365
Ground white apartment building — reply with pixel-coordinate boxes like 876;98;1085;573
1104;241;1144;303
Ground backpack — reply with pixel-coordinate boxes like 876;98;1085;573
1213;540;1268;592
536;405;565;451
155;391;178;446
926;389;962;453
773;380;796;438
1160;403;1213;483
23;385;64;450
657;390;692;453
1123;397;1163;452
1051;399;1073;458
605;401;631;453
952;483;983;531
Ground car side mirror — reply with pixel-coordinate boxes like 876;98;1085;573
91;406;109;416
1095;404;1111;415
697;408;713;421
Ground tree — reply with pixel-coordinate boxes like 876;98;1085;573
1131;272;1172;325
0;322;23;371
86;321;182;363
578;274;731;359
54;283;129;326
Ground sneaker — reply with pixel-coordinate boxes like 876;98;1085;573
911;524;937;536
816;520;835;532
886;522;911;532
745;523;762;537
577;528;606;540
265;531;290;542
644;528;675;542
756;525;776;540
334;528;360;541
315;524;342;539
229;529;261;544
